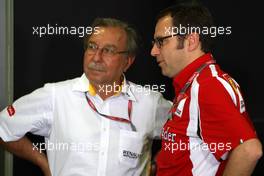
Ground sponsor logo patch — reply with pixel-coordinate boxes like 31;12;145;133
223;74;239;94
7;105;15;117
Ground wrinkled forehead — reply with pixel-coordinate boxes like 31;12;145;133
154;15;173;37
89;27;127;48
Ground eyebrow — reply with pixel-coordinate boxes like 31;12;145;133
103;44;117;49
88;41;118;49
154;33;166;38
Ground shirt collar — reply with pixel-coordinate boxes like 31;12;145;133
173;53;214;95
72;73;136;101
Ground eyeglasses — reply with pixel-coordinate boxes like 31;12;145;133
152;34;178;49
85;42;129;57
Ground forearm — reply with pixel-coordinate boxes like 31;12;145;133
223;138;263;176
0;136;50;175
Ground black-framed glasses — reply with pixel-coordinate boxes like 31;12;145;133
85;42;129;57
152;34;178;49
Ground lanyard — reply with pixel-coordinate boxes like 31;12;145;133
84;92;136;131
169;59;216;115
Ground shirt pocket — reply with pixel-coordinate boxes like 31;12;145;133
119;129;144;168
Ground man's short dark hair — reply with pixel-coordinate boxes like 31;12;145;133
84;18;139;57
157;2;214;53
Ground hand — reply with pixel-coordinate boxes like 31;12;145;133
43;168;52;176
40;160;52;176
37;152;52;176
150;160;157;176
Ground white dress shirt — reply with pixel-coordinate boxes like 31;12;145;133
0;74;171;176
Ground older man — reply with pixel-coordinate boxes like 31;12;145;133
0;18;171;176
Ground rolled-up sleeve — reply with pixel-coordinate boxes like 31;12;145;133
0;83;54;142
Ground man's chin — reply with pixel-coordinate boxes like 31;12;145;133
86;73;106;84
161;69;168;77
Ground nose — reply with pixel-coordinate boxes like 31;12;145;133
151;44;160;57
92;49;103;62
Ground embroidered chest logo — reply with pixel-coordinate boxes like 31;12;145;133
123;150;141;159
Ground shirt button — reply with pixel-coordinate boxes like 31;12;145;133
101;151;104;155
103;127;106;131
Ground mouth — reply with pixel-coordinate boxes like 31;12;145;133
157;60;165;67
88;67;105;72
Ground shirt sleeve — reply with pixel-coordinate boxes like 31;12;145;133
152;92;172;139
0;83;54;142
198;77;257;160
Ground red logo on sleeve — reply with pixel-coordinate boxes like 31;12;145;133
7;105;15;117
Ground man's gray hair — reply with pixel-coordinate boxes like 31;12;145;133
84;18;139;57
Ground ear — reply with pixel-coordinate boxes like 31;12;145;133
186;33;200;52
123;56;135;72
